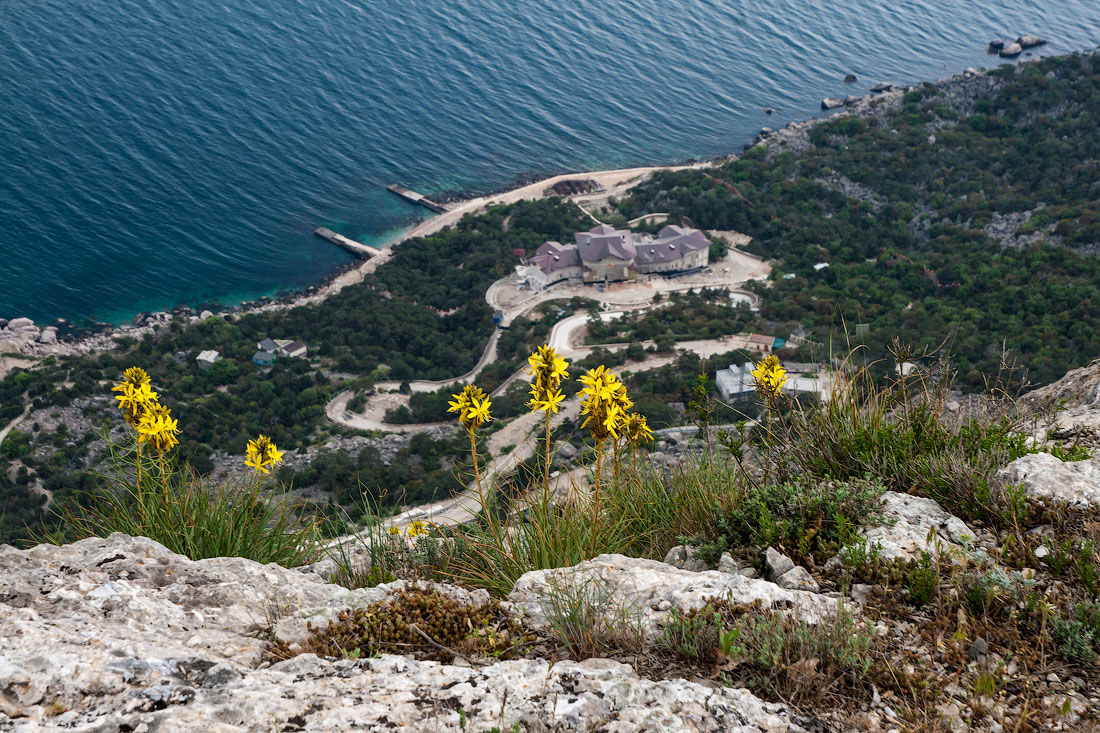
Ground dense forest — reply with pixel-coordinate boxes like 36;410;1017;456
619;53;1100;388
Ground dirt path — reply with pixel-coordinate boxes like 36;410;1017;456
0;403;32;451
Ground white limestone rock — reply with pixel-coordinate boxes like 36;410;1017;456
0;535;804;732
775;566;820;593
4;317;33;332
509;554;836;636
998;453;1100;508
855;492;975;563
38;327;58;345
765;546;795;580
821;97;845;110
663;544;709;572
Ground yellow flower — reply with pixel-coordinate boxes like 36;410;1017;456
407;520;429;538
528;387;565;415
387;525;401;536
624;413;654;448
579;365;629;441
136;403;179;455
751;355;788;398
527;345;570;414
245;434;284;474
112;367;159;429
447;385;492;431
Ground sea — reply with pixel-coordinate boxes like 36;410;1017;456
1;0;1097;325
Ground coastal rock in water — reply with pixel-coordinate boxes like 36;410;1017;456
844;95;862;106
999;42;1023;57
199;309;214;321
5;316;33;332
1017;35;1047;49
998;453;1100;509
821;97;845;110
853;492;975;563
510;554;837;635
869;82;893;93
0;318;8;330
763;106;776;115
844;74;858;83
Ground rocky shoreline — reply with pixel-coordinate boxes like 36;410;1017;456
0;54;1062;365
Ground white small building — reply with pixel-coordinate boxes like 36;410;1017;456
716;362;830;401
276;340;308;358
196;350;221;369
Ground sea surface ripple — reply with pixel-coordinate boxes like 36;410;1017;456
0;0;1096;324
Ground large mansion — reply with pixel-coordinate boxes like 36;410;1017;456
516;223;710;291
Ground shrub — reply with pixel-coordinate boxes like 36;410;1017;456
280;587;525;662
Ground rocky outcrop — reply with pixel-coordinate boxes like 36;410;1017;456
1000;42;1023;58
509;554;837;635
998;453;1100;509
855;491;976;562
0;534;805;732
1017;35;1047;49
820;97;844;110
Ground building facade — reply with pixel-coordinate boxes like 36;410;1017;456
516;223;711;291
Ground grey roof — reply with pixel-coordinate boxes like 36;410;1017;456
282;341;307;354
257;338;278;352
252;350;276;362
531;242;582;275
575;224;636;262
635;228;709;263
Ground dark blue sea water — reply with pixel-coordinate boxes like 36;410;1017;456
1;1;1097;325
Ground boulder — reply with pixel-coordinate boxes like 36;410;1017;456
870;82;892;93
556;441;578;461
0;536;809;731
844;95;862;106
999;42;1023;57
16;325;40;341
821;97;845;110
0;318;7;329
775;566;820;593
199;309;214;321
509;554;836;635
855;492;975;563
988;40;1005;51
5;316;33;331
998;453;1100;509
763;106;776;115
38;327;58;345
765;546;795;580
844;74;858;83
663;544;709;572
1017;35;1046;48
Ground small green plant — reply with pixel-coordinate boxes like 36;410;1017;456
278;587;524;662
541;574;644;659
658;606;735;665
1050;615;1098;664
904;551;940;607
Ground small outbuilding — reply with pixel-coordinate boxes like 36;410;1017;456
276;340;308;358
257;338;279;353
252;350;276;367
196;350;221;369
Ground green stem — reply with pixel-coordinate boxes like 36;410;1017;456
469;428;500;547
591;437;606;557
543;410;552;501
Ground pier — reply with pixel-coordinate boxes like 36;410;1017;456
386;183;447;214
313;228;382;259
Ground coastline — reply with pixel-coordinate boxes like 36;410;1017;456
0;57;1027;366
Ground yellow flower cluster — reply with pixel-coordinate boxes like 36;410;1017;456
245;434;284;475
623;412;654;448
527;344;569;414
112;367;178;454
751;355;788;398
579;365;633;441
387;520;429;538
447;384;492;432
